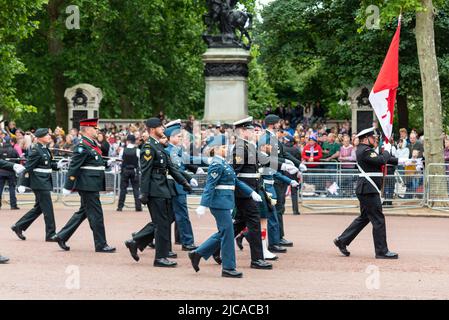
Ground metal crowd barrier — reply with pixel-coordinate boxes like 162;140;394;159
425;163;449;212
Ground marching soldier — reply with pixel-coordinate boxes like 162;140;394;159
231;117;272;270
164;120;199;251
0;159;25;263
334;127;401;259
124;118;193;268
52;119;116;253
0;136;20;210
188;135;262;278
12;128;63;241
117;134;142;212
260;114;300;251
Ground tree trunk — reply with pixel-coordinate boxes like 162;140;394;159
47;0;68;129
416;0;446;206
396;94;408;130
120;95;134;118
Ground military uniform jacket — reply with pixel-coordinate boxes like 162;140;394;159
264;130;302;167
0;160;14;171
140;137;187;199
20;143;58;191
356;143;398;195
200;156;253;210
64;136;106;192
165;143;193;196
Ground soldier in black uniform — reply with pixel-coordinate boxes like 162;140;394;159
334;127;400;259
232;117;272;270
264;114;301;248
117;135;142;212
124;118;192;268
52;119;116;253
0;136;20;210
12;128;62;241
0;159;25;263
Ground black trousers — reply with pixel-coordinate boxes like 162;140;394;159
118;169;141;210
15;190;56;240
58;191;107;250
0;175;17;208
133;197;172;259
274;182;289;239
291;185;299;214
338;193;389;255
234;197;263;261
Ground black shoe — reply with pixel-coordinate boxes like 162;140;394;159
222;269;243;278
116;207;123;212
10;207;20;210
148;242;155;249
52;235;70;251
334;238;350;257
125;240;139;262
11;225;26;241
136;208;143;212
268;245;287;253
182;244;198;251
293;212;301;215
168;251;178;259
46;237;58;242
154;258;177;268
235;234;244;250
250;259;273;270
0;255;9;264
96;245;116;253
188;251;202;272
376;251;399;259
213;253;222;265
265;255;279;261
279;238;293;247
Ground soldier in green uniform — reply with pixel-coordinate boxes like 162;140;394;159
0;159;25;263
12;128;63;241
124;118;193;268
51;119;116;253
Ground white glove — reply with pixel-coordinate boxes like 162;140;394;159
299;163;308;172
190;178;199;187
107;159;115;166
383;143;392;153
196;168;205;174
290;181;299;188
57;158;68;169
284;159;294;165
62;188;72;196
17;186;26;194
281;163;299;175
251;191;263;202
196;205;207;217
13;164;26;174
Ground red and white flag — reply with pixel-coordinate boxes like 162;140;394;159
369;16;402;141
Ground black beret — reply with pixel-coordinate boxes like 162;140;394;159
264;114;281;125
35;128;49;138
145;118;163;128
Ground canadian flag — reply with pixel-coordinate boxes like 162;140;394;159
369;16;402;141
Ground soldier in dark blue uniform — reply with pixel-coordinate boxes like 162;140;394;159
0;159;25;263
52;119;116;253
188;135;262;278
0;136;20;210
12;128;62;241
334;127;400;259
117;134;142;212
124;118;193;268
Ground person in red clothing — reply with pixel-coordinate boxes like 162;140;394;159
302;135;322;168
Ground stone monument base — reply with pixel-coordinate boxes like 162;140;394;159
202;48;251;123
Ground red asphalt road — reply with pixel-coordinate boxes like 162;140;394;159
1;206;449;299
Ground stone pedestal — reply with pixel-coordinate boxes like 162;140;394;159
202;48;251;123
65;84;103;129
349;86;375;134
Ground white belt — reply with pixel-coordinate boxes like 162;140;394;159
237;173;260;178
216;185;235;190
263;179;274;185
81;166;105;171
33;168;52;173
167;175;174;180
358;172;383;177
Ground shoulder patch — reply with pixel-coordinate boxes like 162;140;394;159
370;152;377;158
